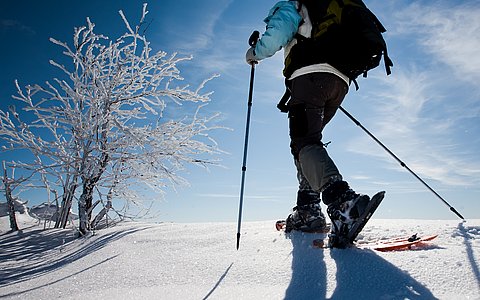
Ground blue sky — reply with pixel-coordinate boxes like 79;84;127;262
1;0;479;222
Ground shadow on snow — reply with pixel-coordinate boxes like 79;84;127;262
284;231;437;300
457;222;480;291
202;262;234;300
285;232;328;299
0;225;151;293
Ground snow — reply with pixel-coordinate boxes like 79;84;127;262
0;215;479;299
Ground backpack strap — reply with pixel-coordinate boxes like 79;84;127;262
277;79;292;113
384;49;393;76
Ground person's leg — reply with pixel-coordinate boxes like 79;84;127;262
288;73;372;246
285;73;345;232
285;158;327;232
288;73;347;192
295;158;320;207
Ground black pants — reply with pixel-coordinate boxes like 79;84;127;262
288;73;348;204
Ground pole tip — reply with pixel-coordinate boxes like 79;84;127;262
236;233;241;250
450;207;465;221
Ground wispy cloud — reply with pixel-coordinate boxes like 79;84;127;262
196;193;283;203
196;193;238;199
172;0;234;53
345;1;480;188
348;67;480;187
0;19;35;34
394;1;480;83
153;0;241;85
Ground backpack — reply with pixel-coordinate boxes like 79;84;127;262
283;0;393;89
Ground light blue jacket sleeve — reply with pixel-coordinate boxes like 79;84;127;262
254;1;302;60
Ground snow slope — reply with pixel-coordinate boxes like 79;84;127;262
0;215;479;299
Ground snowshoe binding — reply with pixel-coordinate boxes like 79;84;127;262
284;202;328;233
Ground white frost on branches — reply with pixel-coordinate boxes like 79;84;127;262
0;4;223;234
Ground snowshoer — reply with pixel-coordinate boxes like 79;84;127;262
245;0;386;248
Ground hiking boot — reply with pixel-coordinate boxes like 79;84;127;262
285;202;328;233
323;180;370;248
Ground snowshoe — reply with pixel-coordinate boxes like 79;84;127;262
284;202;328;233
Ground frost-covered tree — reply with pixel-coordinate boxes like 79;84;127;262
0;162;30;231
1;163;19;231
0;4;222;235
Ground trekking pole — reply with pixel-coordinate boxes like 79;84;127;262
339;106;465;220
236;31;260;250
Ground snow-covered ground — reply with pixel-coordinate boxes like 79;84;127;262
0;214;479;299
